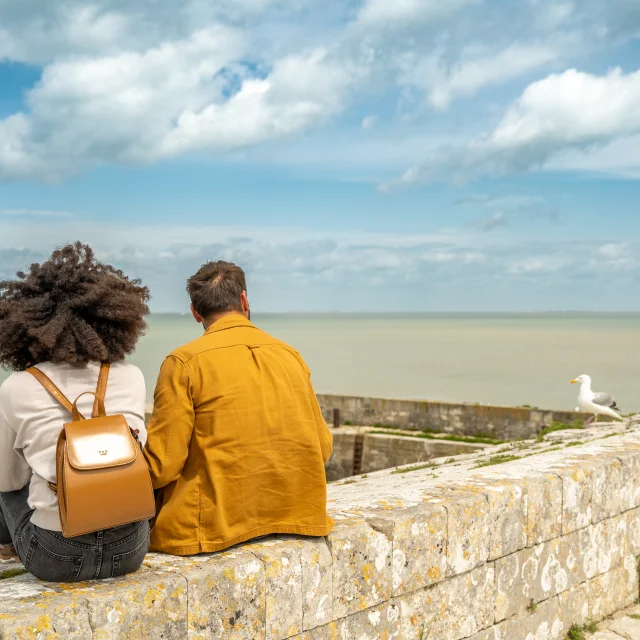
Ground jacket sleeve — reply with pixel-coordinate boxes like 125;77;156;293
0;408;31;492
308;375;333;464
143;356;195;490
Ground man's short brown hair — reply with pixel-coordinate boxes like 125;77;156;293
187;261;247;319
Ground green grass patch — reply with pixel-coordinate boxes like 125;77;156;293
0;567;27;580
391;462;438;475
628;613;640;620
343;420;353;426
537;420;584;442
370;429;504;446
566;622;598;639
340;479;357;485
565;441;585;447
474;454;520;468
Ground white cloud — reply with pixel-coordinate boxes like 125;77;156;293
1;0;639;182
0;5;131;64
355;0;475;26
159;48;359;158
508;255;568;274
423;44;562;109
0;216;637;310
385;67;640;188
0;17;365;180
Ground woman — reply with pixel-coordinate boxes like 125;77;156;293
0;242;151;582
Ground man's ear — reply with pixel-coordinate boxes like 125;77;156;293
240;291;250;317
191;303;203;324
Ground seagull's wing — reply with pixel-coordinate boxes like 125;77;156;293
592;392;619;411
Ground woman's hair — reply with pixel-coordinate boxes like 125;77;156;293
0;242;150;371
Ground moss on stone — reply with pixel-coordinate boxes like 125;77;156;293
537;420;584;442
391;462;438;474
0;568;27;580
370;429;504;445
474;454;521;468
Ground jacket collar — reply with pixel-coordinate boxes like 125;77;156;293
205;313;255;334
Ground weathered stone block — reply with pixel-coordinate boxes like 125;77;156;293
290;602;400;640
589;566;635;621
625;507;640;555
495;595;565;640
147;549;265;640
327;520;392;619
524;472;563;546
564;528;598;585
495;536;572;621
247;538;305;640
0;571;57;601
466;627;505;640
616;450;640;512
300;538;333;631
0;591;92;639
0;567;188;640
593;516;627;576
554;464;593;534
398;565;495;640
454;478;527;560
558;581;590;628
424;490;490;576
591;457;622;523
622;553;639;607
83;568;189;639
366;502;447;597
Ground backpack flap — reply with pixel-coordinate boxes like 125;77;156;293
64;415;138;471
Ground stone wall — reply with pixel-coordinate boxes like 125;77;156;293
1;424;639;639
319;394;590;441
326;428;487;481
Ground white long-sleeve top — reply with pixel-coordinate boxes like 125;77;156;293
0;361;147;531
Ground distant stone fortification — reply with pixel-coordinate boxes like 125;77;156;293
318;393;591;441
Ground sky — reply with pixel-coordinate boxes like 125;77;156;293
1;0;640;312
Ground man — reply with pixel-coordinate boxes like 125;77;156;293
144;261;333;555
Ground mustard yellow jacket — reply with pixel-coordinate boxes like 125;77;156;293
143;314;334;555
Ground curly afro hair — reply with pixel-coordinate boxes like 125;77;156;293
0;242;150;371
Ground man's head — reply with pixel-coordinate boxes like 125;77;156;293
187;261;249;328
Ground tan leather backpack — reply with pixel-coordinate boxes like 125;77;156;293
27;364;155;538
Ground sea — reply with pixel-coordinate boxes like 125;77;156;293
2;313;639;412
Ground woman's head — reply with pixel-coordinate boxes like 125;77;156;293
0;242;150;371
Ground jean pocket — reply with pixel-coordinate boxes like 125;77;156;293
24;537;84;583
110;533;149;578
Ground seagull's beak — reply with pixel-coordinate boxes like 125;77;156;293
570;379;578;384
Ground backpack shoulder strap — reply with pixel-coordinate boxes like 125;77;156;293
26;367;75;415
93;363;110;418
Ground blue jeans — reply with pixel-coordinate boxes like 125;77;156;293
0;484;150;582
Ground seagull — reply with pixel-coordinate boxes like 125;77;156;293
571;374;622;425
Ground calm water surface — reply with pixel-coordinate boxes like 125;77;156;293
3;313;639;411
